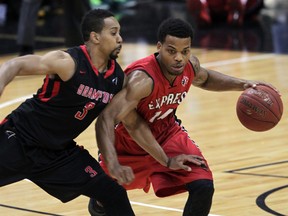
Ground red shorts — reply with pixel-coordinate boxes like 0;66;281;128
100;124;213;197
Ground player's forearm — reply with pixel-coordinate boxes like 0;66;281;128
96;114;120;168
201;69;248;91
0;60;22;95
124;117;169;167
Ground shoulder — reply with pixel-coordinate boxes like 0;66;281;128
126;69;153;99
42;50;73;63
128;69;153;84
189;55;200;74
41;50;76;81
189;55;209;87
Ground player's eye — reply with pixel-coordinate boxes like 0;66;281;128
167;49;176;54
182;49;190;55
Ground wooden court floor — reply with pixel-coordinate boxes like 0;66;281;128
0;44;287;216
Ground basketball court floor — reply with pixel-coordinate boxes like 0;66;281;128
0;0;287;215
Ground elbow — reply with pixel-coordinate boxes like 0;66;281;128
122;113;142;133
96;109;118;129
123;122;136;133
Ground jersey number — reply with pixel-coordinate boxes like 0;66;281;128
85;166;98;178
149;108;173;123
75;102;95;120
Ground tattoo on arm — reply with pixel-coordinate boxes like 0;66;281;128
190;56;209;87
194;60;200;73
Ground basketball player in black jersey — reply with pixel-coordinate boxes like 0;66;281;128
0;8;206;216
0;9;136;215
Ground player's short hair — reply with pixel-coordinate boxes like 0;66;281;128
81;9;114;42
157;18;194;45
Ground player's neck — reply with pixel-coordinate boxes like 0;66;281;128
85;44;109;73
156;55;177;85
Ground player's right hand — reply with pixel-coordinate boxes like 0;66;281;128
169;154;206;171
108;163;135;185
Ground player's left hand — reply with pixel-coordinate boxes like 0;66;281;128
169;154;206;171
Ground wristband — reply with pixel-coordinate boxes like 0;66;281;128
166;157;172;168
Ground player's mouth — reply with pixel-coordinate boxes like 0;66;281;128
171;64;184;72
115;45;122;53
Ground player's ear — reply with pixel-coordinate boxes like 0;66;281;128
90;32;100;43
156;41;162;51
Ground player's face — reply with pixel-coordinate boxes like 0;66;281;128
157;35;191;77
100;17;123;59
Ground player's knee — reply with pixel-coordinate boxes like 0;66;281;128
186;179;214;198
85;174;128;205
107;185;130;206
92;185;133;215
184;180;214;216
112;185;127;200
102;182;128;205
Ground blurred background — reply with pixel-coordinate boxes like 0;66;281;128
0;0;287;56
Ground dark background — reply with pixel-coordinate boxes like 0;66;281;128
0;0;287;56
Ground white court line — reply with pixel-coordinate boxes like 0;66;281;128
130;201;221;216
201;53;275;68
2;53;274;215
130;201;182;212
0;95;31;109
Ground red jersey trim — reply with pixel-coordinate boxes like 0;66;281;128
37;75;49;99
38;76;61;102
0;118;8;125
41;80;61;102
80;45;115;78
104;60;115;79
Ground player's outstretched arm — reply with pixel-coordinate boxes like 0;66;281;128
190;55;273;91
0;50;75;97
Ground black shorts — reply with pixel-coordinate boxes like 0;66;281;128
0;120;118;203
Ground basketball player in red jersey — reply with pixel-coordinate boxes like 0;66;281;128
88;18;271;215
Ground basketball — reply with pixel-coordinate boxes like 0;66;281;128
236;85;283;132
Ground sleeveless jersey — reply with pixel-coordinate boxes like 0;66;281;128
117;53;195;144
8;45;124;149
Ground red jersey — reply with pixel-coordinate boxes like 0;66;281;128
101;53;213;196
116;53;195;148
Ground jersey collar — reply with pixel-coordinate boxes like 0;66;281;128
80;45;115;78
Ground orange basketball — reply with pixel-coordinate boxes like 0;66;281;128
236;85;283;132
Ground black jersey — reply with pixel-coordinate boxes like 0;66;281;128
8;45;124;149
